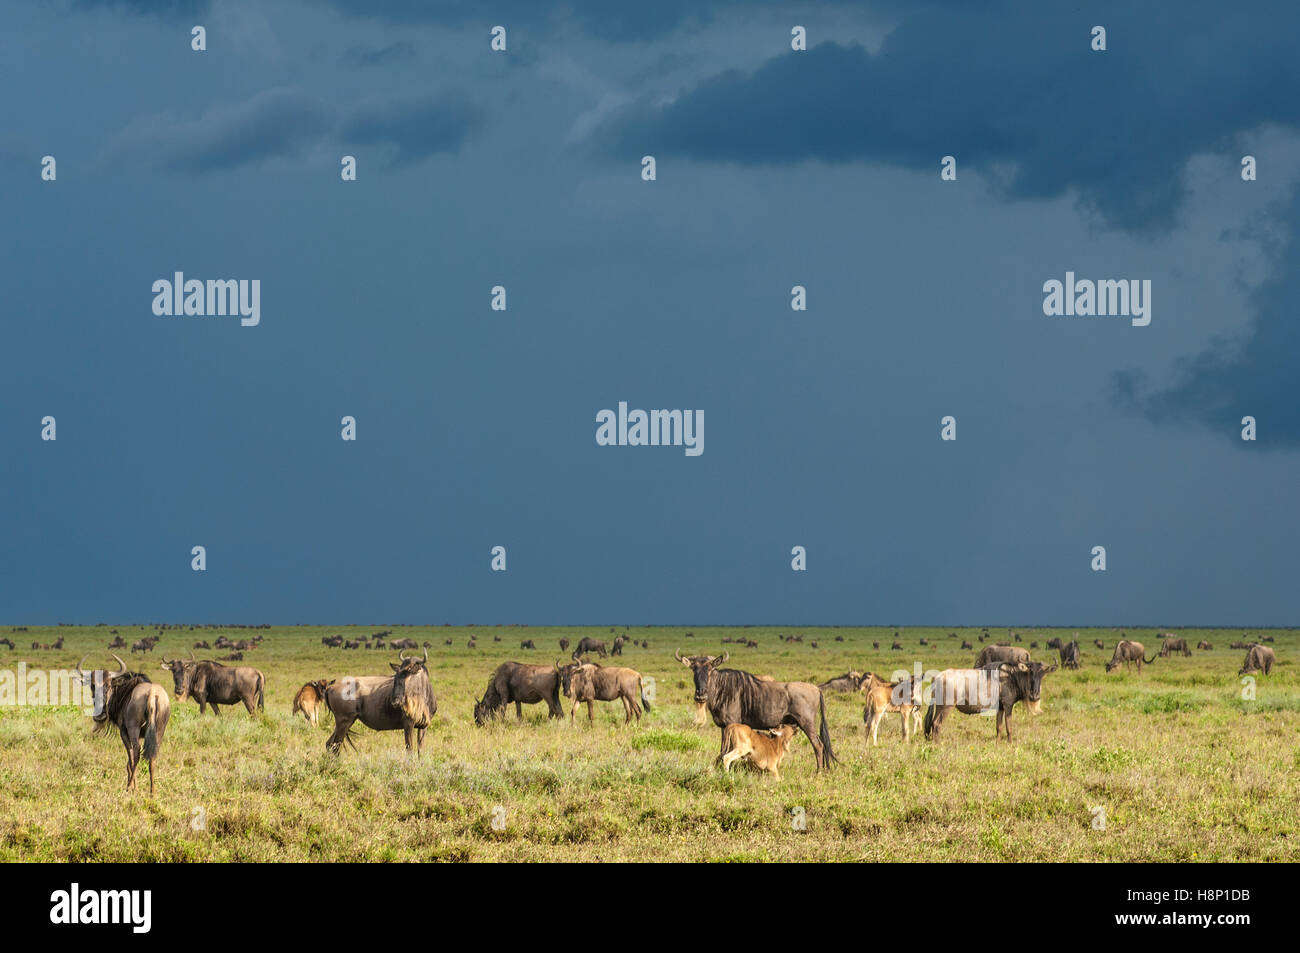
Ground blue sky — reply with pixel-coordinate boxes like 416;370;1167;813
2;0;1298;625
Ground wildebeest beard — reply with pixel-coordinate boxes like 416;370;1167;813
94;672;152;730
391;666;433;727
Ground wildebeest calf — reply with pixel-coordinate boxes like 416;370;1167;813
717;724;797;780
861;673;922;745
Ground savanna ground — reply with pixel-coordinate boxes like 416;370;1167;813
0;625;1296;862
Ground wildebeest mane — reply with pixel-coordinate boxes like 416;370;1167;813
93;672;151;731
710;668;772;711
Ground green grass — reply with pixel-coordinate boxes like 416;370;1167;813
0;625;1296;861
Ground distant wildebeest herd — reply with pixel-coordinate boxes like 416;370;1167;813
33;627;1281;796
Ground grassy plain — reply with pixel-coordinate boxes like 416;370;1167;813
0;625;1295;862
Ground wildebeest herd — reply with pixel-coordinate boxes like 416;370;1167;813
49;628;1282;797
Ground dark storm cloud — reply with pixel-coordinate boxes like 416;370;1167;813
115;87;333;174
596;2;1300;234
74;0;209;17
342;41;417;68
1115;190;1300;446
338;94;483;164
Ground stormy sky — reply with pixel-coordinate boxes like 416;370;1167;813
2;0;1298;625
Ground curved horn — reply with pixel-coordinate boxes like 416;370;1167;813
188;648;195;661
398;648;409;661
76;654;89;676
112;654;127;675
674;648;684;662
161;654;171;664
718;651;729;665
422;645;428;663
555;658;563;670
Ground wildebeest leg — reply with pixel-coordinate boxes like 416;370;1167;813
326;714;355;754
995;707;1005;740
515;700;523;720
211;701;221;716
121;726;139;790
586;700;595;723
404;726;414;754
799;719;825;771
1002;705;1013;742
417;727;426;757
242;693;256;715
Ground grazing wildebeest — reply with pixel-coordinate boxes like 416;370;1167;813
1239;644;1276;676
717;724;798;780
891;642;902;650
640;640;649;649
160;651;265;716
571;637;607;659
52;636;65;649
292;679;331;726
558;638;570;653
925;661;1056;742
818;671;865;693
1197;640;1213;651
388;638;419;651
0;638;13;650
444;638;453;645
676;650;835;771
473;661;564;724
1045;637;1063;651
1229;641;1250;650
1159;636;1191;658
107;635;125;649
960;640;973;650
520;639;536;650
1094;640;1105;650
610;636;627;656
324;649;437;756
131;639;153;654
975;644;1030;667
77;655;170;795
861;673;922;745
1105;640;1157;674
556;661;650;724
1058;640;1081;670
918;638;928;646
872;641;880;649
193;640;210;649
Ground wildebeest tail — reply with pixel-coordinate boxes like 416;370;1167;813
818;693;837;765
1144;652;1158;665
640;679;652;712
256;672;265;711
143;693;163;760
923;702;936;738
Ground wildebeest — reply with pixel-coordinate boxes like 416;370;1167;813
925;661;1056;742
292;679;331;726
130;639;154;654
1104;640;1157;674
558;638;570;653
861;673;922;745
107;635;125;649
1158;636;1191;658
160;651;265;716
324;648;437;756
1229;641;1250;650
571;637;607;659
1239;644;1276;676
1094;640;1105;650
960;640;973;650
975;644;1030;668
473;661;564;724
193;640;210;649
556;661;650;724
77;655;170;795
0;638;13;650
717;724;798;780
676;650;835;771
891;641;902;650
1045;637;1063;651
1058;640;1081;670
520;639;536;650
818;671;865;693
610;635;627;656
872;641;880;649
1197;640;1213;651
